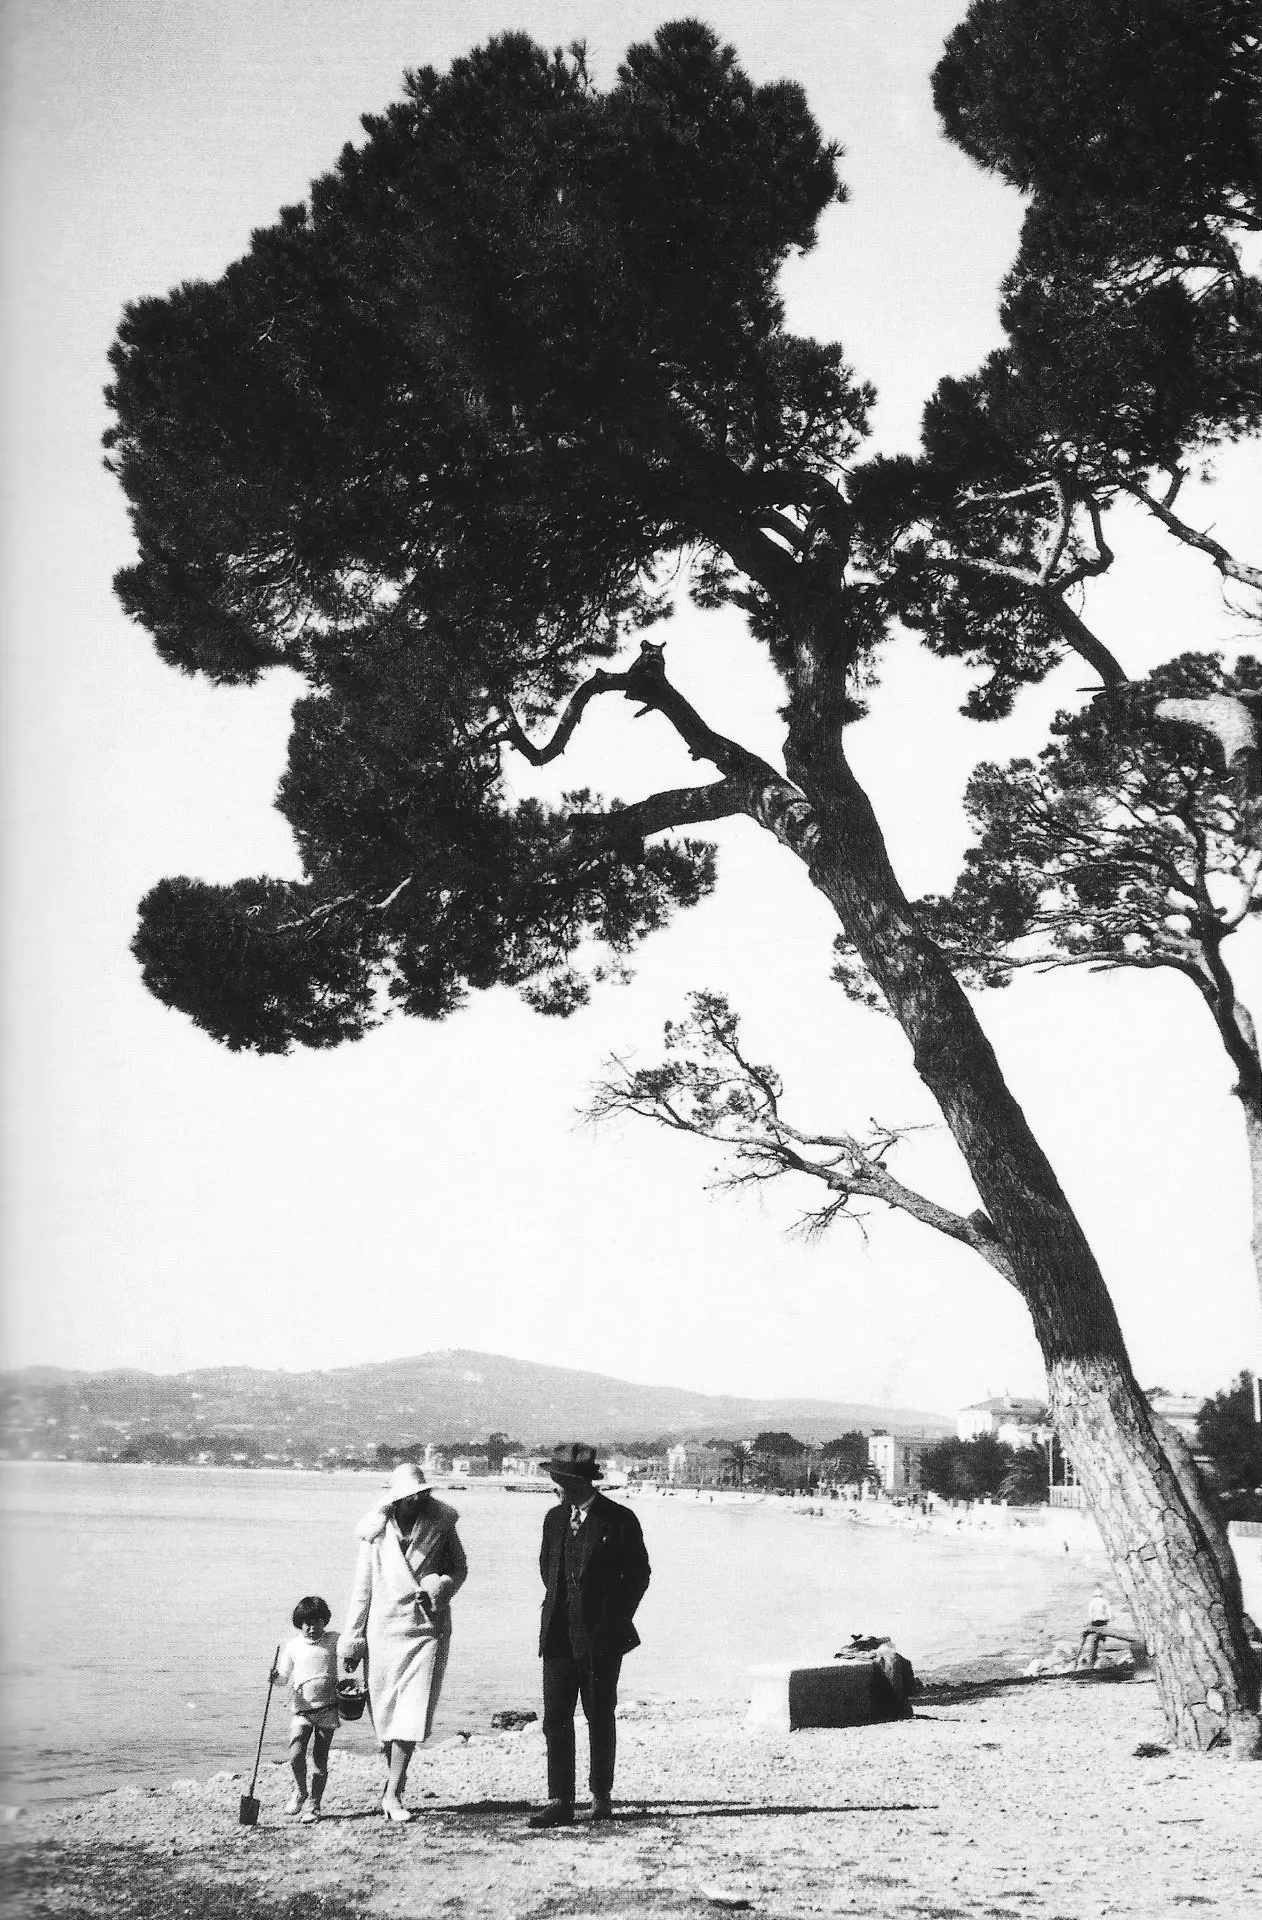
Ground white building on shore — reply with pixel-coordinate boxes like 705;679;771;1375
868;1432;927;1493
957;1396;1049;1449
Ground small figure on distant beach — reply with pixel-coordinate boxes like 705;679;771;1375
529;1442;651;1830
273;1594;340;1822
1077;1586;1111;1669
340;1463;468;1822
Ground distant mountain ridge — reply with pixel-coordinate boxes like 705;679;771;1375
0;1348;952;1459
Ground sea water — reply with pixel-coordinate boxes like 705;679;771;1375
0;1463;1100;1803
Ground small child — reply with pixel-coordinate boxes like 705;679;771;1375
272;1595;341;1821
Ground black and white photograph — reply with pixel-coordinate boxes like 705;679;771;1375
2;2;1260;1914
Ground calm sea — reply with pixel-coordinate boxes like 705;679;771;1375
0;1464;1096;1803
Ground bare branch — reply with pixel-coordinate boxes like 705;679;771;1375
754;509;807;551
1040;592;1128;691
957;479;1061;510
273;894;352;933
565;780;750;845
586;991;1017;1287
504;641;823;863
1058;491;1114;590
499;669;627;765
1037;478;1075;587
1116;477;1262;591
372;877;414;910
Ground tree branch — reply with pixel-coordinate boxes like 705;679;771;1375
587;992;1017;1289
1116;477;1262;591
565;779;750;843
1037;478;1075;586
1055;491;1114;592
499;669;628;765
1040;591;1128;690
595;642;825;860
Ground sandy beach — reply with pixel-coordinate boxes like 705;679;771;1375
5;1661;1259;1920
5;1482;1259;1916
0;1468;1126;1803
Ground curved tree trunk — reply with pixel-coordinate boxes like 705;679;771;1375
1247;1097;1262;1323
1054;1364;1256;1753
1151;1414;1246;1628
1195;939;1262;1323
781;677;1260;1753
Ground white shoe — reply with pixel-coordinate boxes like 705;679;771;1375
285;1790;307;1816
300;1803;320;1823
381;1795;415;1823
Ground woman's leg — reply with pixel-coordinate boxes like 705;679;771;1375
383;1739;415;1812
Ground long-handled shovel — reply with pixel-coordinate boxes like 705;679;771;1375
239;1645;281;1827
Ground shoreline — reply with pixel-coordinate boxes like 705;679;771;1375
2;1504;1115;1813
1;1480;1126;1815
4;1674;1258;1919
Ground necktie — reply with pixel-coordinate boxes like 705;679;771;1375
570;1507;584;1536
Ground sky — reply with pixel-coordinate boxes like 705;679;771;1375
1;0;1258;1417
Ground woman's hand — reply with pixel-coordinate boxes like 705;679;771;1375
342;1650;363;1673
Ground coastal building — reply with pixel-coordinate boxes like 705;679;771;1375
957;1396;1048;1448
501;1454;544;1477
620;1450;669;1481
867;1432;927;1493
665;1441;728;1486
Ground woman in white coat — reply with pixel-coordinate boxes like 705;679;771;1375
340;1462;468;1820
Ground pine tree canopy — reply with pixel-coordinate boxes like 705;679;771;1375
108;22;871;1049
852;1;1262;719
917;653;1262;986
934;0;1261;238
108;13;1261;1051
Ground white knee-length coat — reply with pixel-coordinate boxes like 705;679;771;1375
339;1497;467;1743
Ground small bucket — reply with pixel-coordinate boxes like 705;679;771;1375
337;1679;369;1722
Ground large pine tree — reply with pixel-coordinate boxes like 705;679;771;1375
106;20;1260;1749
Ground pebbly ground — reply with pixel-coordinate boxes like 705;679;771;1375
3;1669;1260;1920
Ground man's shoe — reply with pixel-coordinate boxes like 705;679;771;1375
589;1796;613;1824
528;1800;575;1829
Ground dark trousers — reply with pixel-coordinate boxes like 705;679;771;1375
542;1650;622;1803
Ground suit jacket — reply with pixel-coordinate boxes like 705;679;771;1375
538;1492;650;1661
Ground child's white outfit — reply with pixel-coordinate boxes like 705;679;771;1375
276;1629;341;1737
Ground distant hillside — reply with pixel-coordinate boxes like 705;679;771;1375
0;1349;951;1462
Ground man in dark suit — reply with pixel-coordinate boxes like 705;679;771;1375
528;1442;651;1828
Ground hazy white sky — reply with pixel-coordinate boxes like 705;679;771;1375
1;0;1258;1415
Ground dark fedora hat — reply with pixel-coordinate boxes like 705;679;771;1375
545;1442;603;1482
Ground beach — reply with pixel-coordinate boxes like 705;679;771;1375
4;1467;1259;1914
0;1466;1118;1803
5;1668;1260;1918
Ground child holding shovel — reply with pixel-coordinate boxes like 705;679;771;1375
272;1595;341;1822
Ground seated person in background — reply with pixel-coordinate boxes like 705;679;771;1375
1077;1587;1111;1669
